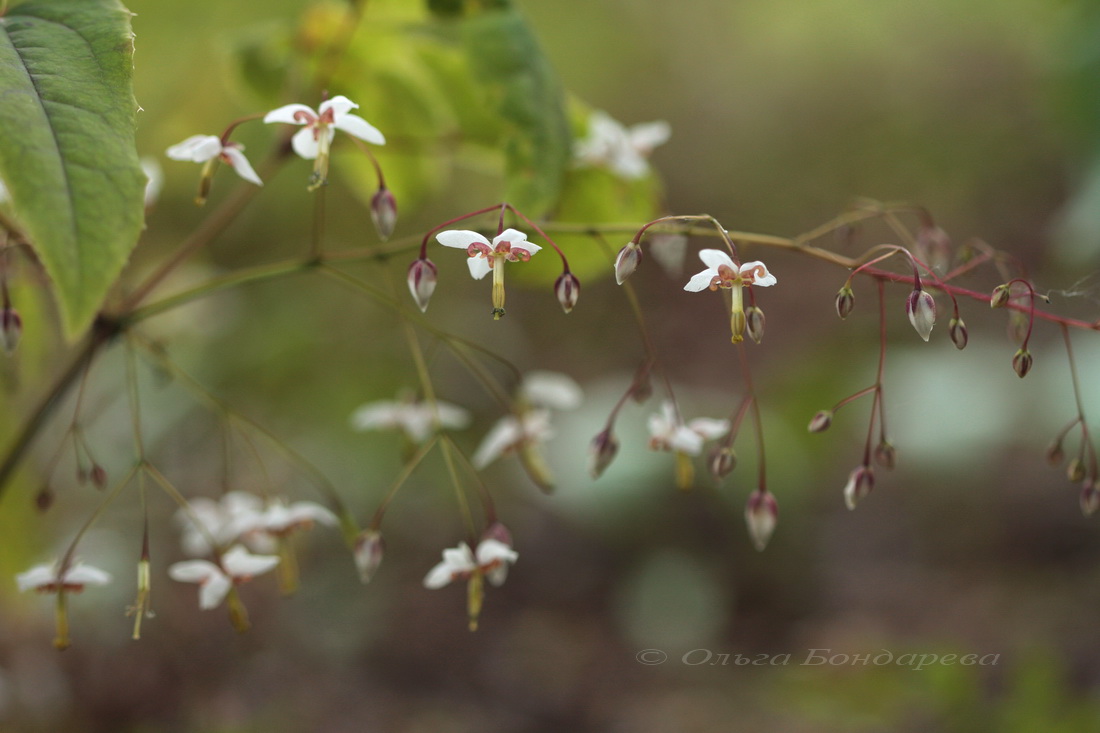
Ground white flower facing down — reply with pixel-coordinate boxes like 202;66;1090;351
684;249;777;343
168;545;279;610
350;398;471;442
423;539;518;589
238;499;339;538
648;400;730;456
16;562;112;593
573;110;671;180
473;409;554;469
436;228;542;319
165;135;262;187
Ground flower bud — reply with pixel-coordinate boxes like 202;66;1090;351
744;489;778;551
708;444;737;480
554;271;580;314
90;464;108;490
835;286;855;319
406;258;438;313
906;289;936;342
480;521;513;550
843;465;875;510
990;283;1010;308
1081;484;1100;517
949;317;968;350
588;428;619;479
35;485;54;513
1045;441;1064;468
874;441;896;470
1067;458;1086;484
1;306;21;354
745;306;765;344
614;241;642;285
353;529;385;583
1012;348;1032;379
808;410;833;433
370;187;398;241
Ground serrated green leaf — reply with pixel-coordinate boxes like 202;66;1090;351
0;0;144;336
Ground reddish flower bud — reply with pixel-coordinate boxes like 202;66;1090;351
745;306;765;344
835;286;855;319
1046;441;1065;468
406;258;438;313
554;271;580;314
480;520;514;550
1081;484;1100;517
1067;458;1086;484
808;410;833;433
708;444;737;480
948;317;968;350
1;306;21;354
990;283;1010;308
1012;348;1032;379
906;289;936;342
843;465;875;510
614;241;642;285
353;529;385;583
744;489;778;551
588;428;619;479
370;187;398;241
90;464;108;489
35;485;54;513
874;441;896;470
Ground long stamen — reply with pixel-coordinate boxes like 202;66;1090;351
491;258;506;319
730;285;745;343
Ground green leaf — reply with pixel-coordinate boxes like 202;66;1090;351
0;0;144;336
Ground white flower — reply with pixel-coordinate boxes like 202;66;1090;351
684;250;777;292
239;499;338;537
436;228;542;281
264;95;385;158
574;110;670;179
422;539;518;589
166;135;262;186
168;545;279;610
350;398;471;442
473;409;554;469
647;400;730;456
175;491;266;557
519;371;583;410
16;561;111;593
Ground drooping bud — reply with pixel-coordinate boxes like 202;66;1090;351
35;485;54;513
874;441;896;470
949;317;968;350
1067;458;1086;484
906;288;936;342
370;187;398;241
554;271;580;314
990;283;1011;308
1080;484;1100;517
708;444;737;481
353;529;385;583
1;306;22;354
89;464;108;490
744;489;779;551
835;286;855;319
1012;348;1033;378
406;258;438;313
1045;440;1065;468
588;428;619;479
808;410;833;433
843;465;875;510
745;306;765;344
631;372;653;404
614;241;642;285
480;521;513;551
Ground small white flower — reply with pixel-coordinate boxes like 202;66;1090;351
519;371;583;411
422;539;518;589
684;250;776;292
16;561;112;593
473;409;554;469
350;398;471;442
648;400;730;456
436;228;542;281
240;499;339;537
166;134;263;186
264;95;385;159
168;545;279;610
175;492;266;557
574;110;670;179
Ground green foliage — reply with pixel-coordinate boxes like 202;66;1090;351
0;0;145;337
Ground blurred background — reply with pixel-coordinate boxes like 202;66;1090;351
3;0;1100;730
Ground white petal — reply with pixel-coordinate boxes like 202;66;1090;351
165;135;222;163
492;228;529;247
608;149;649;179
472;416;524;469
320;95;358;118
285;501;338;527
628;120;671;153
168;559;220;584
509;240;542;257
221;545;280;579
434;402;472;430
689;418;731;440
684;267;718;292
62;564;112;587
476;539;518;567
263;103;316;125
467;256;492;280
16;564;57;592
423;561;457;589
739;261;776;287
333;114;386;145
221;147;263;187
521;371;583;410
669;426;705;455
291;126;323;160
698;249;736;270
350;402;400;431
198;573;232;610
436;229;491;250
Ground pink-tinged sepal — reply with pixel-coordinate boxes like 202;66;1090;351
949;317;968;350
808;410;833;433
1080;484;1100;517
843;465;875;510
407;258;438;312
371;187;398;241
588;428;619;479
745;306;765;344
555;271;580;313
906;289;936;342
744;490;778;551
614;241;642;284
353;530;385;583
1012;348;1033;378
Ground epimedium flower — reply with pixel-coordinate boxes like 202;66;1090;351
573;110;671;180
175;491;267;557
350;396;471;443
17;560;112;650
648;400;731;490
168;544;279;611
472;409;554;470
436;228;542;319
423;538;518;631
684;249;777;343
263;95;385;190
165;134;262;205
